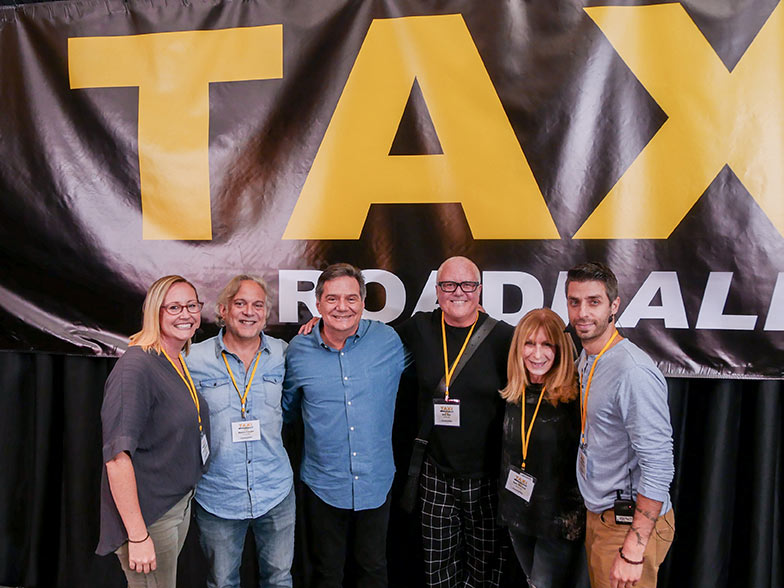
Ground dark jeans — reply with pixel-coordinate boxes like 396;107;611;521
508;530;589;588
302;483;391;588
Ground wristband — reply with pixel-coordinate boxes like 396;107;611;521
618;547;644;565
128;532;150;544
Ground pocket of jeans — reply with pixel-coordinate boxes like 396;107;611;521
654;510;675;543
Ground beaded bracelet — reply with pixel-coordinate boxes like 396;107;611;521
618;547;644;565
128;532;150;544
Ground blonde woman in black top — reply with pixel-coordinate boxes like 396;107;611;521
498;308;588;588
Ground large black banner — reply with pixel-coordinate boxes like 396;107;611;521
1;0;783;377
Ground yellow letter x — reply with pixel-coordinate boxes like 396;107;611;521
575;3;784;239
69;26;282;240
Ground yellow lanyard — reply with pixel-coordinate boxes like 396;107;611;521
520;385;547;470
441;311;478;400
222;351;262;419
161;348;203;433
579;331;618;444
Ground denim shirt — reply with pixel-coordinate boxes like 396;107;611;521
283;319;407;511
187;330;293;519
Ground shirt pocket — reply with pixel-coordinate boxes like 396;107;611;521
262;372;284;409
197;377;233;413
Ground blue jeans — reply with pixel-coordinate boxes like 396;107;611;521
195;487;295;588
509;530;589;588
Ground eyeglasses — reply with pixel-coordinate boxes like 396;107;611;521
437;281;481;293
162;301;204;315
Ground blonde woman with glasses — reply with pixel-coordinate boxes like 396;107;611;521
96;275;210;588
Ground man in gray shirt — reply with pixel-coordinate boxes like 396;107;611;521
566;262;674;588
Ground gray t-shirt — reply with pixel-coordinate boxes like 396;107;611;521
576;339;674;515
96;345;209;555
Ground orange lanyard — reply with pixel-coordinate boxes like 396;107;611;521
161;348;203;433
222;351;262;419
441;312;478;400
579;331;618;444
520;385;546;470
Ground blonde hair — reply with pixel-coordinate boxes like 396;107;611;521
129;275;199;354
500;308;577;406
216;274;270;324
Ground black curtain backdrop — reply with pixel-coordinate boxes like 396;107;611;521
0;351;782;588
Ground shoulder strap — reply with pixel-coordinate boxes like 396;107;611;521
417;315;500;439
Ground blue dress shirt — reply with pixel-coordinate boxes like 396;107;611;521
283;319;407;511
187;330;293;519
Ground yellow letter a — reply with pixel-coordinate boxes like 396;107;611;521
283;14;559;240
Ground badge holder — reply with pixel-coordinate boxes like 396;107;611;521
505;465;536;502
433;398;460;427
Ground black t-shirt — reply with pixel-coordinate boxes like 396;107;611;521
397;310;513;478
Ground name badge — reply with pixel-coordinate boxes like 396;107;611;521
200;431;210;465
505;466;536;502
433;399;460;427
232;419;262;442
578;442;590;480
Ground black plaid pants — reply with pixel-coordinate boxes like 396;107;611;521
419;457;505;587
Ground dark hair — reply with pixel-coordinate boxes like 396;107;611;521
316;263;366;300
565;261;619;302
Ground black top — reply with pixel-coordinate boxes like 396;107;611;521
498;384;585;541
397;310;513;478
96;346;210;555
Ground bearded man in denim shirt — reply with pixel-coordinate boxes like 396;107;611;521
188;275;294;588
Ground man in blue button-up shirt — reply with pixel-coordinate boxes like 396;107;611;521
188;275;295;588
283;263;407;588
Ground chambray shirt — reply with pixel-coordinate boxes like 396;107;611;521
187;330;293;519
283;319;408;511
576;339;674;515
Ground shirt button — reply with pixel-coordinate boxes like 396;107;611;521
247;460;251;464
353;452;357;456
354;475;359;480
347;401;352;406
344;376;348;380
340;352;345;356
350;426;355;431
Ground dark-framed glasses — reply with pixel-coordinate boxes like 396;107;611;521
162;301;204;315
437;281;480;293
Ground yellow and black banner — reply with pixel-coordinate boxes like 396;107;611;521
1;0;783;377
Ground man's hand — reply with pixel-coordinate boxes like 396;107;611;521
609;550;642;588
609;494;662;588
128;535;157;574
298;317;319;335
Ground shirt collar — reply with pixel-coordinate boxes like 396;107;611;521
313;318;370;351
213;327;268;359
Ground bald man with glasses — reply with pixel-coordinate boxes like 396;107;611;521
397;256;514;588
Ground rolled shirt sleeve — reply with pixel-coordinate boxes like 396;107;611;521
617;364;674;505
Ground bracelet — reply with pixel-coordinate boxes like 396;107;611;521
618;547;644;565
128;532;150;544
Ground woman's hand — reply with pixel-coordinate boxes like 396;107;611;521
128;535;157;574
105;451;157;575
